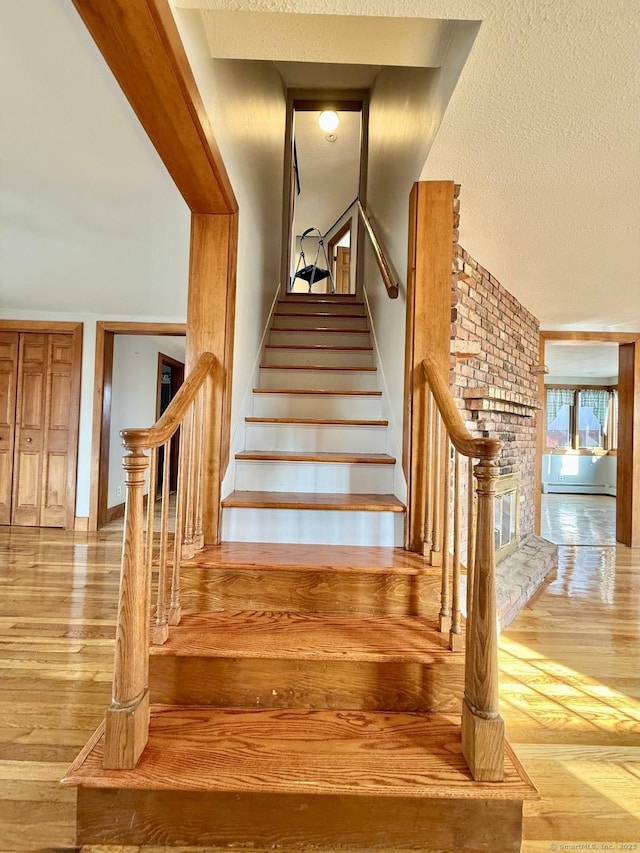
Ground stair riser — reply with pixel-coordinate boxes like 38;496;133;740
77;788;523;850
149;656;464;713
234;460;394;493
272;314;368;330
222;507;404;546
179;566;441;616
259;367;378;392
244;423;387;454
277;301;365;316
264;347;374;367
252;392;382;421
269;329;371;346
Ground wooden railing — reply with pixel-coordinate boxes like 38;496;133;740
357;200;399;299
422;355;505;782
103;352;220;769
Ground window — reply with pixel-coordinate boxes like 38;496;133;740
545;386;617;451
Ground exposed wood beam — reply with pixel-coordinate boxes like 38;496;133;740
71;0;237;215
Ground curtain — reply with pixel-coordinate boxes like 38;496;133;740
546;388;574;426
580;389;609;429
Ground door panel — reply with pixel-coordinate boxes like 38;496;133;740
336;246;351;294
12;334;47;526
0;333;19;524
41;335;74;526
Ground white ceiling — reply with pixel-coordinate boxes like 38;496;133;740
545;342;619;380
176;0;640;334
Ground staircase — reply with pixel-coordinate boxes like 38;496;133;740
63;295;536;850
222;294;405;546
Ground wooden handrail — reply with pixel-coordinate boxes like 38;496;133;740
357;200;399;299
121;352;219;450
422;356;501;461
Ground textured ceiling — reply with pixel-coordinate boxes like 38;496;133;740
177;0;640;333
545;343;619;380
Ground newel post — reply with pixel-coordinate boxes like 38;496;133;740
103;446;151;769
461;454;505;781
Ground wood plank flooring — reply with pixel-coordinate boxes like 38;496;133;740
0;504;638;850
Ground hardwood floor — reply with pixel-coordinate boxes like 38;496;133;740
0;523;638;851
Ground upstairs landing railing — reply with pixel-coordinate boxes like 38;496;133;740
422;354;505;782
103;352;220;769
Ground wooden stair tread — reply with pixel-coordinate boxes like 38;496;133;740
273;312;365;319
221;491;405;512
271;327;370;333
235;450;395;464
260;364;376;371
179;542;438;574
265;344;373;351
281;296;362;303
64;707;537;801
253;388;381;396
149;610;455;662
245;417;389;426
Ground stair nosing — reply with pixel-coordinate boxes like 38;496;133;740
148;610;455;663
63;706;538;801
265;344;373;351
259;364;376;371
222;490;405;512
271;327;370;333
252;388;382;396
245;417;388;426
235;451;395;464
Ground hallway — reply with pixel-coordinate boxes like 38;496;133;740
0;524;637;849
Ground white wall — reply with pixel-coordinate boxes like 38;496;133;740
365;22;480;466
169;9;287;490
542;453;617;497
0;2;192;520
108;336;186;507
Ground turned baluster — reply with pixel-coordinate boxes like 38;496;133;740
430;413;444;566
169;422;187;626
192;387;205;552
423;393;435;555
438;436;452;632
181;406;196;561
152;440;172;645
450;450;463;651
466;458;477;659
103;445;151;769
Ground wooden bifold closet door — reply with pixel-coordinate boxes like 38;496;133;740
0;330;80;528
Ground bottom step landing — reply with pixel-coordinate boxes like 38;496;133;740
64;707;536;851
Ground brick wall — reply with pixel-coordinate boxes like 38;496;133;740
450;199;540;537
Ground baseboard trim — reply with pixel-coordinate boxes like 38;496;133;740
105;503;126;523
74;517;90;531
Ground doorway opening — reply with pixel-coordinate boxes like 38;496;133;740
90;322;186;531
281;94;368;298
156;353;185;498
538;333;640;547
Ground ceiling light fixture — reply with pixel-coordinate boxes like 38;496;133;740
318;110;339;132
